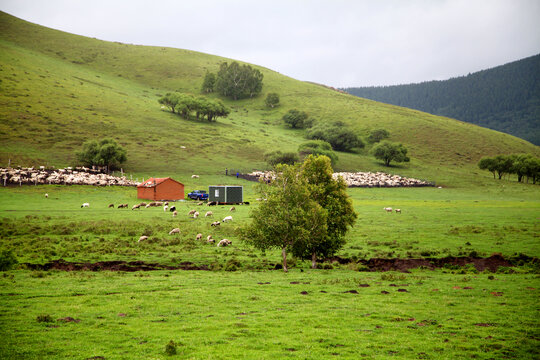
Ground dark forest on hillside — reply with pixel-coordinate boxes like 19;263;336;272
343;54;540;145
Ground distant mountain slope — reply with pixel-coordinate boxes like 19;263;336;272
343;55;540;145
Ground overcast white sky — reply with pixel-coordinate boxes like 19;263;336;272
1;0;539;87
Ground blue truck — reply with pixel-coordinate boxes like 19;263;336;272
187;190;208;201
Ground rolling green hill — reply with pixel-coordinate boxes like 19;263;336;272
343;54;540;145
0;11;538;187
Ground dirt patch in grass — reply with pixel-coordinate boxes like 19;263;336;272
22;254;529;272
23;259;209;271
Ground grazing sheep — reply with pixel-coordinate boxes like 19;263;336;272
243;201;250;205
217;239;232;247
384;207;393;213
145;204;151;208
172;210;178;217
211;221;221;227
132;204;141;210
164;205;169;212
139;202;147;207
207;238;215;243
191;175;199;179
45;193;48;198
169;206;176;212
118;203;128;209
188;209;197;216
81;203;90;208
395;209;401;214
207;201;217;206
163;202;168;206
229;206;236;212
205;211;213;217
156;202;164;206
108;204;114;208
169;228;180;235
222;215;233;222
197;201;203;206
196;233;203;241
193;211;199;219
138;235;148;243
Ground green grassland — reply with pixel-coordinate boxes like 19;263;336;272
1;11;539;359
1;270;538;359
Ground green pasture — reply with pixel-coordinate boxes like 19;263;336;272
0;179;538;267
0;269;538;359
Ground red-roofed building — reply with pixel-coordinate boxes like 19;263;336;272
137;177;184;200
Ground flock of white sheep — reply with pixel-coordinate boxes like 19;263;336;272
73;197;237;247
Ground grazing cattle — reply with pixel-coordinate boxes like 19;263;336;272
211;221;220;227
169;206;176;212
169;228;180;235
205;211;213;217
138;235;148;242
81;203;90;208
222;216;233;222
108;203;114;208
229;206;236;212
384;207;393;213
395;209;401;214
196;233;203;241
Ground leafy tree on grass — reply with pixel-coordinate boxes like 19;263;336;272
76;138;127;172
158;93;229;122
265;93;280;108
282;109;308;129
306;122;364;152
371;141;410;166
215;62;263;100
244;163;326;272
478;157;497;179
367;128;390;144
298;140;338;166
294;155;357;269
201;71;216;93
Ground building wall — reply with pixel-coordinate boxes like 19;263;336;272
137;186;155;200
155;179;184;200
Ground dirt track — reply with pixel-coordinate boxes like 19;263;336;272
22;254;534;272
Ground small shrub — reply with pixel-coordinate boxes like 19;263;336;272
165;340;177;356
380;272;407;281
36;314;53;323
30;271;47;278
0;250;18;271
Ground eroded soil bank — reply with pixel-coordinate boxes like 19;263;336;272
22;254;536;272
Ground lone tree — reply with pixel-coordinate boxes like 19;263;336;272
367;128;390;144
214;62;263;100
371;141;410;166
282;109;308;129
294;155;357;269
76;138;127;172
244;163;327;272
265;93;280;108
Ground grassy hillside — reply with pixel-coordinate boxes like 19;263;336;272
0;11;538;187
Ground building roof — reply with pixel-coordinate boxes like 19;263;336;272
137;177;184;188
